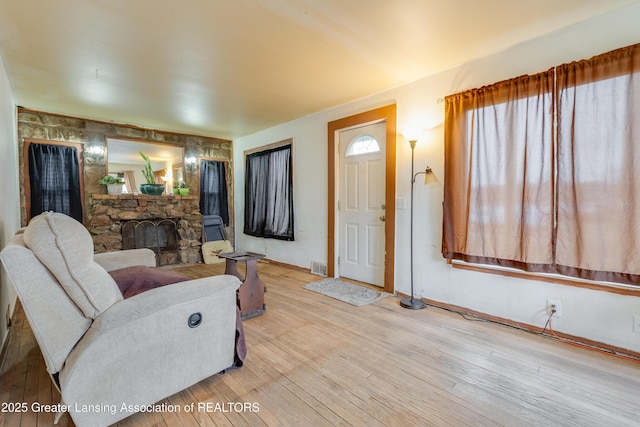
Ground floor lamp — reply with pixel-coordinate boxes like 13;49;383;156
400;139;437;310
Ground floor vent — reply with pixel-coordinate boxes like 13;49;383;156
311;261;327;276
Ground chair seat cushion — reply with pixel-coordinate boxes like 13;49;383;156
109;266;190;298
202;240;233;264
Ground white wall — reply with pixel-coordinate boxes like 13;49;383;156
0;53;19;350
234;3;640;353
233;114;329;265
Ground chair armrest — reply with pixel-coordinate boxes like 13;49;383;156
90;275;240;330
59;275;242;426
93;248;157;271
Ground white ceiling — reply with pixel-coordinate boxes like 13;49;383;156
1;0;638;140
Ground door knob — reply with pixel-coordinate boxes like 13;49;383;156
379;215;386;222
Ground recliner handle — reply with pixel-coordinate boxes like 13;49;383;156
188;312;202;328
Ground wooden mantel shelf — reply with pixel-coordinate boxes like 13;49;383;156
92;194;199;200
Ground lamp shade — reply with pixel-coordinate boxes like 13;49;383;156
424;167;438;185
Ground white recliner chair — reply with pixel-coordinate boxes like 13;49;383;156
0;212;242;426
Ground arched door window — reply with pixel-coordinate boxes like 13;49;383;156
346;134;381;156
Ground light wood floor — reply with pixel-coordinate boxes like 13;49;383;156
1;261;639;427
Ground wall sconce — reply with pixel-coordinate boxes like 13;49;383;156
401;139;438;310
86;145;105;156
85;144;105;166
185;156;198;173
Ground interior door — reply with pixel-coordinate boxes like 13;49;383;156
338;122;386;286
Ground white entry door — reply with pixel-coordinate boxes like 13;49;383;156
338;122;386;286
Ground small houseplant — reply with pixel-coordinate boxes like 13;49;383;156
139;151;165;196
99;175;125;195
172;180;181;195
178;181;190;196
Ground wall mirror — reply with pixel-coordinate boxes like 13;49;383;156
106;138;184;194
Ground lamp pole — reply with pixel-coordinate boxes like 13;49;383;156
400;140;427;310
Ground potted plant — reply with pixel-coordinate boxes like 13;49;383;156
178;181;190;196
138;151;165;196
99;175;125;195
172;180;181;195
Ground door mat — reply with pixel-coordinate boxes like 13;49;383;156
303;278;391;307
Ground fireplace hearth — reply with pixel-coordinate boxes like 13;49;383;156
122;218;179;266
89;194;203;265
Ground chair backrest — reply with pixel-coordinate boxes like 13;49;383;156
23;212;123;318
0;235;91;374
203;215;226;241
0;212;124;374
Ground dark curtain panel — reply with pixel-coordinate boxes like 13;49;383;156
244;144;294;240
199;160;229;225
28;143;83;222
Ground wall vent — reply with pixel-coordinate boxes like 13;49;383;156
310;261;327;276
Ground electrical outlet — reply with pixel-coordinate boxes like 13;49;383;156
633;315;640;334
547;299;562;318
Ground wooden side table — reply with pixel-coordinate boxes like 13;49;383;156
217;251;266;320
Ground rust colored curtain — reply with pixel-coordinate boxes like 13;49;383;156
153;168;166;185
443;71;556;271
555;44;640;283
443;42;640;285
122;170;136;193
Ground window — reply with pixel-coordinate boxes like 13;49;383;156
24;139;84;223
443;43;640;286
199;159;229;225
346;134;380;156
244;140;294;240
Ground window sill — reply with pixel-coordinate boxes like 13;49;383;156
449;259;640;296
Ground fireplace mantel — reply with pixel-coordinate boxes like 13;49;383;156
92;194;199;201
89;194;203;264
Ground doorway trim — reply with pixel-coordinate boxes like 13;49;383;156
328;104;397;294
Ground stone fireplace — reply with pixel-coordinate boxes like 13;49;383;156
121;218;179;266
90;194;203;265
